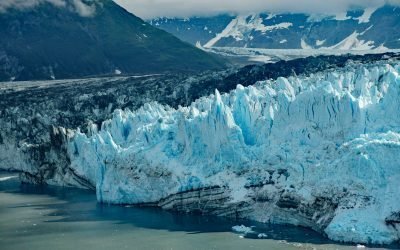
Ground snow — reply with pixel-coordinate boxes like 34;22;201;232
301;38;313;49
204;18;237;48
316;40;326;46
258;22;292;33
265;14;276;20
204;14;292;48
307;12;350;22
314;25;386;51
357;6;379;24
307;8;377;23
195;41;203;49
68;61;400;244
307;14;330;22
334;12;350;21
248;55;272;63
322;32;375;50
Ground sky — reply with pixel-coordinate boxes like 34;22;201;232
114;0;400;19
1;0;399;18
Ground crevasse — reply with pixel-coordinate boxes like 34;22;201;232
69;62;400;244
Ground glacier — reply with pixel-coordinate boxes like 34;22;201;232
65;61;400;244
10;61;397;244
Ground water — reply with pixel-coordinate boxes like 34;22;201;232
0;172;398;250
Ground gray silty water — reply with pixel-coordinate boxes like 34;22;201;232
0;172;398;250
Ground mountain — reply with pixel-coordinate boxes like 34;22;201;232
0;0;225;81
150;4;400;50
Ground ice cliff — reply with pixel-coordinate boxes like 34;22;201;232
67;62;400;244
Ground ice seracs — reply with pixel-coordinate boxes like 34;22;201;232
68;61;400;244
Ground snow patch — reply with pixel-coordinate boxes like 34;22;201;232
204;18;238;48
322;32;375;50
301;38;313;49
334;12;350;21
357;6;379;24
316;39;326;46
204;14;292;48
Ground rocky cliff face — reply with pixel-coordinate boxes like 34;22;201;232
1;54;400;245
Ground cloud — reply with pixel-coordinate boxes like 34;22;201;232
0;0;97;17
0;0;65;11
1;0;399;18
114;0;400;19
72;0;96;17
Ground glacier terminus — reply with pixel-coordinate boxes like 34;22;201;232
3;1;400;249
30;61;400;245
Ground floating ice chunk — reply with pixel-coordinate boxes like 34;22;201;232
0;176;17;182
257;233;268;239
232;225;253;234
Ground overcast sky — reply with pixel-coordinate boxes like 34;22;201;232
114;0;400;19
1;0;399;18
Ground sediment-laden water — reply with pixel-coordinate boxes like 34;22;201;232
0;172;397;250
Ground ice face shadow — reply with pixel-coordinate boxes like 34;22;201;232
1;173;399;249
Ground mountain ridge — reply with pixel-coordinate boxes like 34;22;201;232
150;4;400;50
0;0;225;81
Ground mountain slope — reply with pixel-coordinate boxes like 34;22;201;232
0;0;225;81
151;5;400;50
